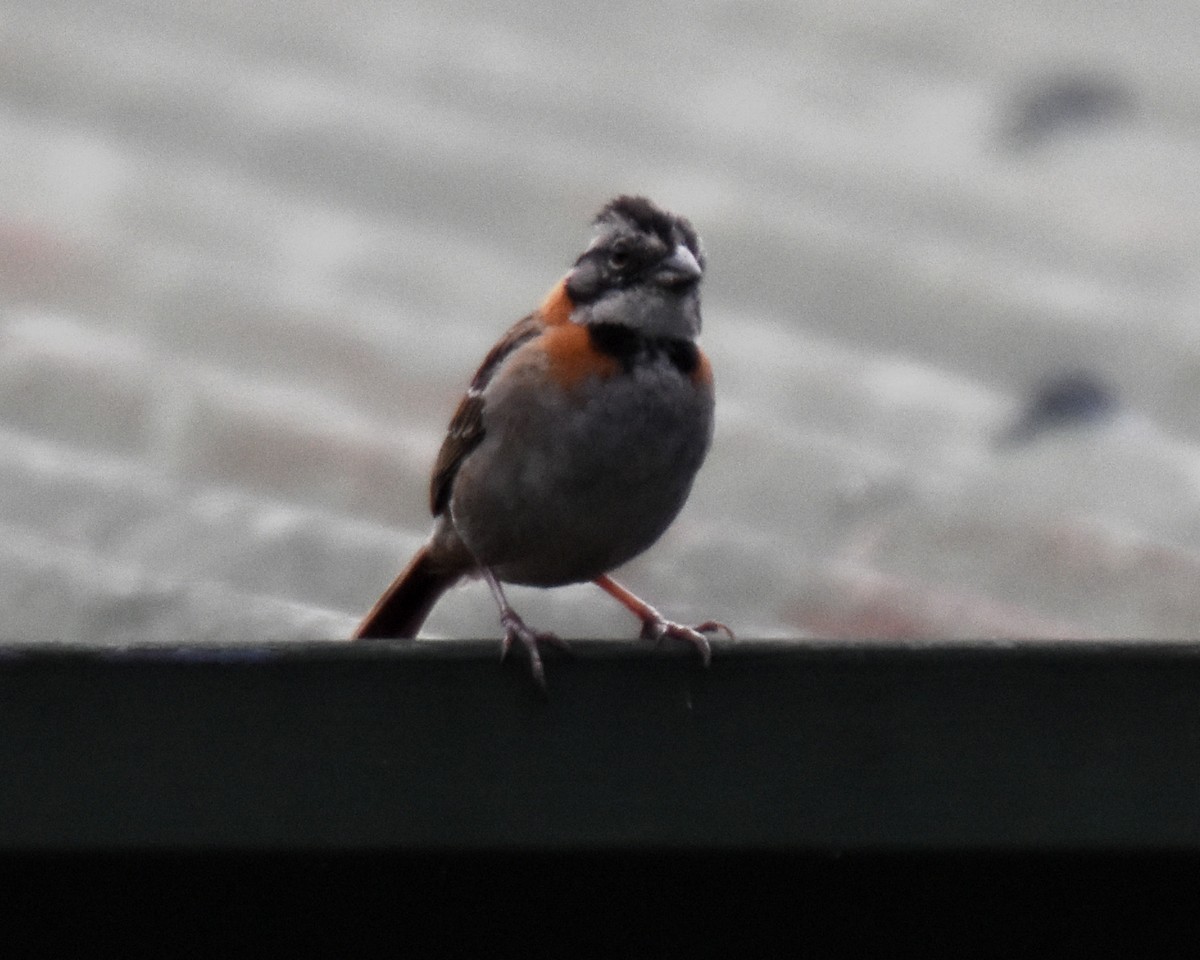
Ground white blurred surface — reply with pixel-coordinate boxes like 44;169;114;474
4;0;1200;642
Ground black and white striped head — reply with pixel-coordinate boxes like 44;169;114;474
565;196;705;339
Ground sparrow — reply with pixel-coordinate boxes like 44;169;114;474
353;195;730;687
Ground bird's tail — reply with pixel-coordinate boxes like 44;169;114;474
352;545;458;639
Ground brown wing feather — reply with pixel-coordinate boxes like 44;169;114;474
429;312;545;515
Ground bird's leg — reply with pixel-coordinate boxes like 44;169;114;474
481;566;570;690
591;575;732;667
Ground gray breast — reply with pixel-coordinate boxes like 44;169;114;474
449;348;714;587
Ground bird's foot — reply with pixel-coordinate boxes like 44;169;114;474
638;617;734;668
499;610;571;691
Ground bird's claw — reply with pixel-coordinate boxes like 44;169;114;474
639;618;734;668
499;611;571;691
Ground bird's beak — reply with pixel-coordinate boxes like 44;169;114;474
655;244;703;287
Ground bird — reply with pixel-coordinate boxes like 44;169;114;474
353;195;730;687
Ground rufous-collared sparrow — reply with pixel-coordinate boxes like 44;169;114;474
353;195;730;687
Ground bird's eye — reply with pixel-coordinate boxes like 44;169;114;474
608;246;630;270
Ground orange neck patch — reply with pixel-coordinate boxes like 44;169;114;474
538;277;575;327
542;322;619;388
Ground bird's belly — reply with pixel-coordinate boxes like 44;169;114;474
448;367;713;586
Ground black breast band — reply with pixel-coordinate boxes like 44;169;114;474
587;323;699;377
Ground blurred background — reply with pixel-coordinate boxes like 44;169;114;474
3;0;1200;644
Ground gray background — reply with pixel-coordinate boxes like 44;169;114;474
3;0;1200;643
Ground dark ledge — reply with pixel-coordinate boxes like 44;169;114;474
2;638;1200;851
